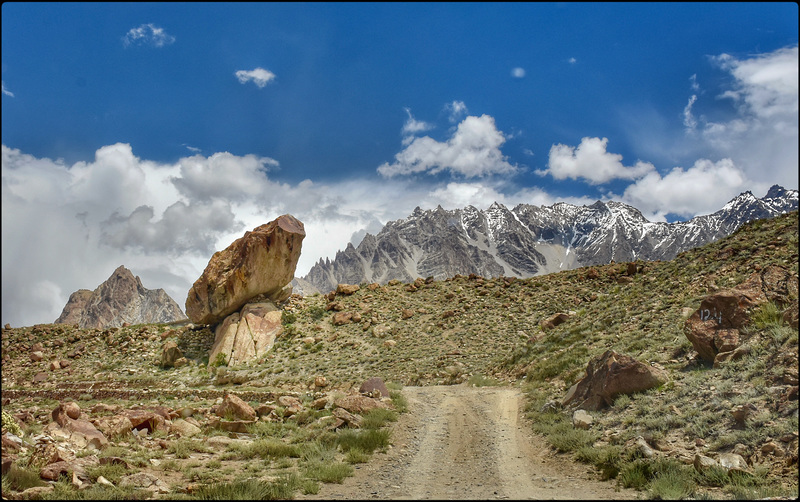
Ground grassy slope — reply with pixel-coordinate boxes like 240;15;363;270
1;211;797;499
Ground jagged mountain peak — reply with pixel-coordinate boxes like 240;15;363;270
303;186;798;294
55;265;186;329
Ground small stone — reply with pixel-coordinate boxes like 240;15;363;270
572;409;593;430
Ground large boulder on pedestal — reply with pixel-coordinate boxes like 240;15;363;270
209;302;283;366
562;350;668;411
185;214;305;325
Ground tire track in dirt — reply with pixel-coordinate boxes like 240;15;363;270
300;385;637;500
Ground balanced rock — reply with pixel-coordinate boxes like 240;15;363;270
208;302;283;366
55;266;187;329
185;214;305;325
562;350;668;411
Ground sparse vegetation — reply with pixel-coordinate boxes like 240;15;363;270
0;211;796;499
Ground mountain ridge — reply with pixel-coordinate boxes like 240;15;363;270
304;185;798;293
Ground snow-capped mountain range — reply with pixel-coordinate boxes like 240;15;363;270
302;185;798;294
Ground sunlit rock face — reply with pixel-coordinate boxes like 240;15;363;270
185;214;305;325
55;266;186;329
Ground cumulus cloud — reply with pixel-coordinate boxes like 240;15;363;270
171;152;279;202
620;158;752;220
2;81;14;97
101;200;241;255
511;67;526;78
692;46;798;189
235;67;277;88
2;143;437;326
122;23;175;48
568;57;577;64
401;108;434;136
541;137;655;184
444;101;468;123
378;114;518;178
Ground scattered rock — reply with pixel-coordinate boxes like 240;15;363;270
332;407;362;428
170;418;201;437
335;395;386;414
562;350;668;411
332;312;353;325
216;393;256;421
160;341;184;368
693;454;719;472
572;409;593;429
359;377;390;399
540;312;571;330
336;284;360;295
719;452;751;473
684;265;793;363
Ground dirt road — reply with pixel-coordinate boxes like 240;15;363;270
299;385;637;500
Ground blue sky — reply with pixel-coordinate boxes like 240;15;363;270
2;2;798;327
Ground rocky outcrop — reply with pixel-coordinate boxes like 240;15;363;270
54;266;186;329
208;302;283;367
562;350;668;411
185;214;305;325
684;265;795;364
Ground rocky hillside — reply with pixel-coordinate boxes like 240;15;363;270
54;266;187;329
1;211;797;500
304;185;798;293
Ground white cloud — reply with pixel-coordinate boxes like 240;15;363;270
511;67;526;78
2;81;14;97
620;158;753;220
689;73;700;92
541;137;655;184
401;108;434;136
712;46;798;119
122;23;175;48
171;152;279;202
695;46;798;189
683;94;698;130
444;100;468;123
235;67;276;88
378;114;518;178
568;57;577;64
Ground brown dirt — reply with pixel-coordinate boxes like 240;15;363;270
299;384;638;500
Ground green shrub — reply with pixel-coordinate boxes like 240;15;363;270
467;374;502;387
1;410;22;437
575;444;624;480
191;475;300;500
750;301;784;330
2;464;47;492
302;461;354;484
646;461;695;499
86;462;128;484
361;408;398;429
344;447;370;464
389;390;408;413
336;428;391;454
